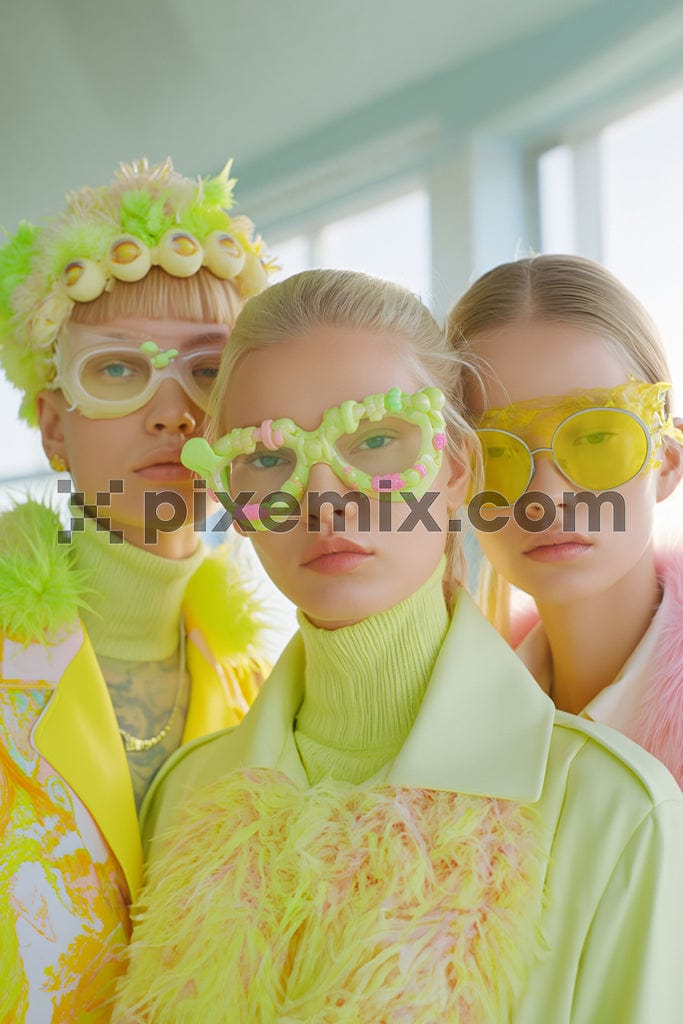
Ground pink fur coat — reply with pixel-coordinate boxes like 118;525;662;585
510;549;683;787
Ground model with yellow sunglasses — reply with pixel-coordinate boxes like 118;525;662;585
449;254;683;787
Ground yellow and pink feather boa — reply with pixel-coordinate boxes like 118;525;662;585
115;768;547;1023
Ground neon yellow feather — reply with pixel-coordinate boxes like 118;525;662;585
0;501;91;644
183;543;265;661
201;160;237;209
119;190;174;246
0;222;40;323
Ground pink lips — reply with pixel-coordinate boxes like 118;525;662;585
134;450;193;482
302;537;372;575
523;535;592;563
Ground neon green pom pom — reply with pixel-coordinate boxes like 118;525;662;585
0;501;92;643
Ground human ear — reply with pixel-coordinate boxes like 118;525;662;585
36;390;68;467
655;424;683;503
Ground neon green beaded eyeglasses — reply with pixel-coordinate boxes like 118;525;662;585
182;385;447;528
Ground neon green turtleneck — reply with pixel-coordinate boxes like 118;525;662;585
72;516;204;661
294;559;449;785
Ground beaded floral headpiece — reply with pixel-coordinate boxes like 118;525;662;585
0;158;275;424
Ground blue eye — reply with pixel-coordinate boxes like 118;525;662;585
102;362;133;379
243;450;292;471
193;365;219;380
254;454;284;469
357;433;393;451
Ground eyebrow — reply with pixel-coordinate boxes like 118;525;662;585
183;329;230;350
85;327;229;349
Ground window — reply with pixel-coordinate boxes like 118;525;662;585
270;188;431;301
539;89;683;535
538;145;577;255
600;88;683;396
0;379;53;510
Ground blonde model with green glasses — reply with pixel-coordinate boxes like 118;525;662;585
115;269;682;1024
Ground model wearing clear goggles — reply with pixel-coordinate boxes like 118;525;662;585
50;327;224;419
181;386;447;529
477;379;683;507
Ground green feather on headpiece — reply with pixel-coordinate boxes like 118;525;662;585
201;161;237;210
175;163;238;240
0;223;41;323
119;190;174;246
179;204;229;241
0;157;272;427
46;223;115;281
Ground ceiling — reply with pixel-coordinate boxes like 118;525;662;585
1;0;609;228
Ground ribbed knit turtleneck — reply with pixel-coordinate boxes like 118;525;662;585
71;517;204;660
294;560;449;785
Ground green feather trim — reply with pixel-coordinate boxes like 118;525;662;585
201;162;236;209
118;771;547;1023
0;501;91;644
183;543;265;661
119;190;174;246
0;223;40;322
179;204;228;242
46;222;115;278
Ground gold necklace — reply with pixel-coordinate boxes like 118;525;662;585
119;626;187;753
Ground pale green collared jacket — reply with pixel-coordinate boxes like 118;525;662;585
141;591;683;1023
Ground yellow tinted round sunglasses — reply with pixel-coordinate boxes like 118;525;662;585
476;379;683;506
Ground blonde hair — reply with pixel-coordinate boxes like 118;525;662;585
68;267;242;328
447;253;675;634
209;268;480;605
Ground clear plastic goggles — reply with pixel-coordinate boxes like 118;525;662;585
51;329;223;418
182;385;447;528
478;406;653;505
